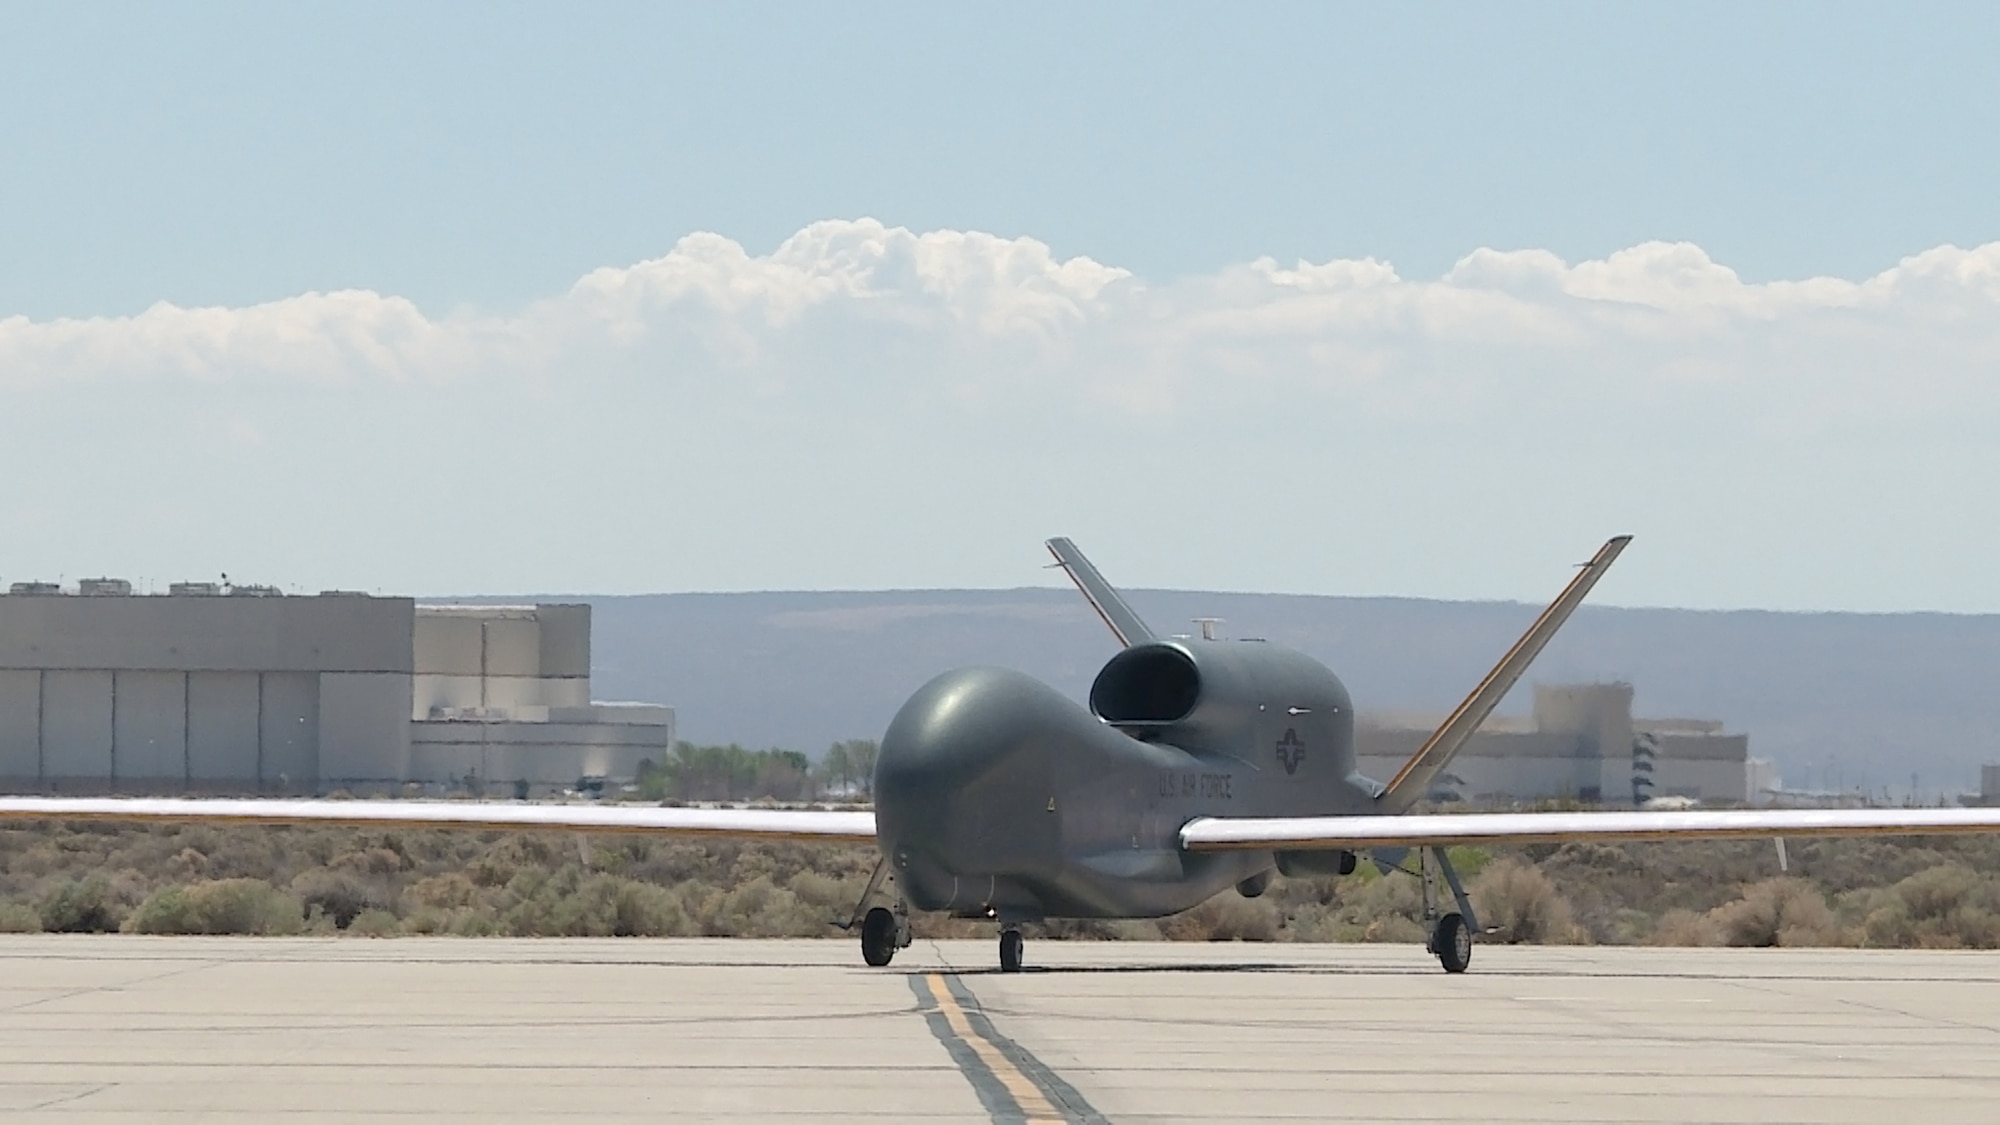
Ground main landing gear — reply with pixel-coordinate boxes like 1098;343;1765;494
1428;911;1472;974
999;926;1025;973
1417;846;1482;974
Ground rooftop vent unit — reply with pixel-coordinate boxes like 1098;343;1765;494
228;584;283;597
6;581;62;596
78;577;133;596
169;582;221;596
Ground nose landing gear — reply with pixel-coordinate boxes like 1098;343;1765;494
844;858;912;967
861;907;901;967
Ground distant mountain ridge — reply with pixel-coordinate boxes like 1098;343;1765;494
518;588;2000;801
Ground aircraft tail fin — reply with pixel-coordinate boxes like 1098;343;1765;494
1377;536;1632;814
1046;537;1156;648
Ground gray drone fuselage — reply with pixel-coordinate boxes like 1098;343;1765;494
874;638;1374;921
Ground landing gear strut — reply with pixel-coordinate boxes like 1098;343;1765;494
1418;846;1481;974
845;857;911;967
999;926;1025;973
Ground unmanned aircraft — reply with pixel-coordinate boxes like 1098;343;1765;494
10;537;2000;974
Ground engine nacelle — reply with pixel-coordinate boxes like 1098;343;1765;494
1088;639;1355;762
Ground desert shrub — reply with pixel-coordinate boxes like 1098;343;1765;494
1648;908;1718;946
469;836;564;888
728;847;780;884
1472;858;1581;944
403;907;500;937
633;843;727;886
407;872;481;910
785;870;862;917
1707;879;1839;947
1892;865;1977;923
1308;868;1426;942
1865;866;2000;949
291;869;390;930
1795;839;1955;894
608;879;688;937
346;909;403;937
1848;892;1916;948
710;876;822;937
1158;895;1280;942
330;846;406;877
1941;906;2000;949
196;832;292;881
0;901;43;933
497;870;596;936
125;879;304;935
39;874;131;933
166;847;211;880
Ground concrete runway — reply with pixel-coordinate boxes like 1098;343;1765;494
2;937;1997;1123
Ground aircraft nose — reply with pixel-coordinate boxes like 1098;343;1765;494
874;666;1075;912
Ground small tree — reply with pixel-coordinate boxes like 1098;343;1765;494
834;740;879;796
819;742;854;796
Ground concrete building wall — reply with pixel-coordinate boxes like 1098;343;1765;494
187;672;260;783
113;671;186;783
0;595;414;673
409;720;671;787
411;675;590;719
410;607;592;719
259;673;320;790
537;604;591;678
0;671;40;779
1534;684;1635;801
42;671;113;780
413;613;485;676
2;594;660;793
320;673;412;785
481;618;541;678
1651;733;1752;802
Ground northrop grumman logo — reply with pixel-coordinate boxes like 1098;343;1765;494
1276;728;1306;776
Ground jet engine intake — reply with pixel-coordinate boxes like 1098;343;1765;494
1089;644;1201;724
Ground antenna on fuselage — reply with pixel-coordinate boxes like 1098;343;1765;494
1192;617;1222;641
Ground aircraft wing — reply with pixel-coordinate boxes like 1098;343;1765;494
1180;806;2000;851
0;796;877;844
1376;535;1631;812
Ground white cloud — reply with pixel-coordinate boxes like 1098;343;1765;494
5;219;1996;435
7;219;2000;610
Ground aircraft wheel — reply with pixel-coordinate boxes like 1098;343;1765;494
1431;912;1472;974
860;907;897;967
999;928;1025;973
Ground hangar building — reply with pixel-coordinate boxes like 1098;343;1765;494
1356;683;1751;805
0;583;672;795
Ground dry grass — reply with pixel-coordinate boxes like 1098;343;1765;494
4;821;2000;946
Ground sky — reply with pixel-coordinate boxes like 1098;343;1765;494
2;3;1998;612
